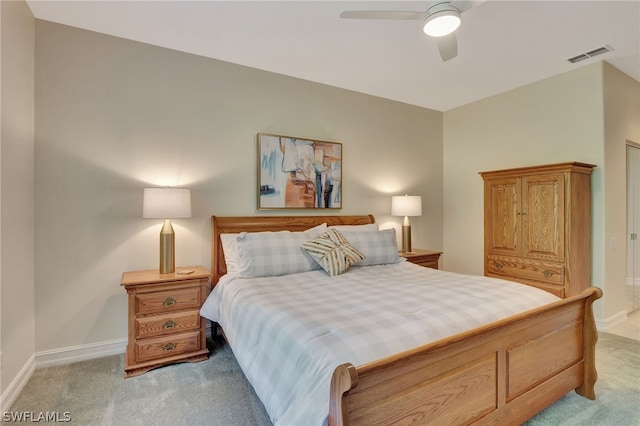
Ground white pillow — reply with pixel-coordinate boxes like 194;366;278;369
339;229;401;266
328;223;379;232
236;224;327;277
220;233;239;273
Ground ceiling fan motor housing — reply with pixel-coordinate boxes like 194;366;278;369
424;2;462;37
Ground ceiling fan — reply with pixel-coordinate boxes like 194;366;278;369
340;1;485;61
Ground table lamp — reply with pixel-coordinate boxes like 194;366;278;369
391;194;422;254
143;187;191;274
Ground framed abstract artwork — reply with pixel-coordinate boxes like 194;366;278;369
257;133;342;210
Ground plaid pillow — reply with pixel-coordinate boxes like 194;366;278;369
339;229;401;266
302;229;365;276
236;224;326;277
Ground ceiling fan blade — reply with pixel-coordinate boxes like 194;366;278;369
340;11;426;20
437;33;458;61
450;0;487;13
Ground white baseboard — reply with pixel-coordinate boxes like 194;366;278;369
0;354;35;413
0;338;126;413
35;338;127;369
596;310;628;331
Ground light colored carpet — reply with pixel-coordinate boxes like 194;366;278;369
5;333;639;425
5;340;271;426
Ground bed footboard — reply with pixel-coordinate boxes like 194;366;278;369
329;287;602;426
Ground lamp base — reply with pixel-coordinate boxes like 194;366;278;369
159;219;175;274
401;224;413;254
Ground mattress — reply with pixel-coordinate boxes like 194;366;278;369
200;261;560;426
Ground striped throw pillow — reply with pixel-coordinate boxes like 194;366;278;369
302;229;365;276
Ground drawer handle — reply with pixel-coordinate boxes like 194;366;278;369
163;297;176;306
494;262;503;270
162;342;177;352
162;320;176;330
542;270;553;278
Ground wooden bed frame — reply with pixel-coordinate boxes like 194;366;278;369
211;215;602;426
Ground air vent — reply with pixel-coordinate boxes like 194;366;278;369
567;45;613;63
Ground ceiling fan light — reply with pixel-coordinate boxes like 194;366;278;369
423;8;461;37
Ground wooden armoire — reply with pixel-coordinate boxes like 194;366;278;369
480;162;596;298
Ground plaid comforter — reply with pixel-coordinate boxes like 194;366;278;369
200;261;559;426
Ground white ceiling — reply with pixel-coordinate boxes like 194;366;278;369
26;0;640;111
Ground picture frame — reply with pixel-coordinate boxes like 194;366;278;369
257;132;342;210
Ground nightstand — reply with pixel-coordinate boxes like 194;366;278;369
402;249;443;269
120;266;211;378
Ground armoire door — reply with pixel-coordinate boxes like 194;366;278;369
485;177;520;256
521;174;565;262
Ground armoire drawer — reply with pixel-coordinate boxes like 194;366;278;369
487;255;564;286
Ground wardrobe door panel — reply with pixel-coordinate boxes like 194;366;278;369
521;174;565;262
485;177;520;256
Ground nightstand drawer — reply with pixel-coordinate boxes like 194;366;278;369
411;259;439;269
135;286;201;315
135;310;201;339
402;249;442;270
135;330;202;363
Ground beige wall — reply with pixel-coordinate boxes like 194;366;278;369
603;63;640;319
0;0;36;397
34;21;443;352
443;62;640;321
443;63;605;307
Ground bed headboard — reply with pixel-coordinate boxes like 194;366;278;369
211;215;375;285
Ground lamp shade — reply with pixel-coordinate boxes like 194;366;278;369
143;188;192;219
391;195;422;217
